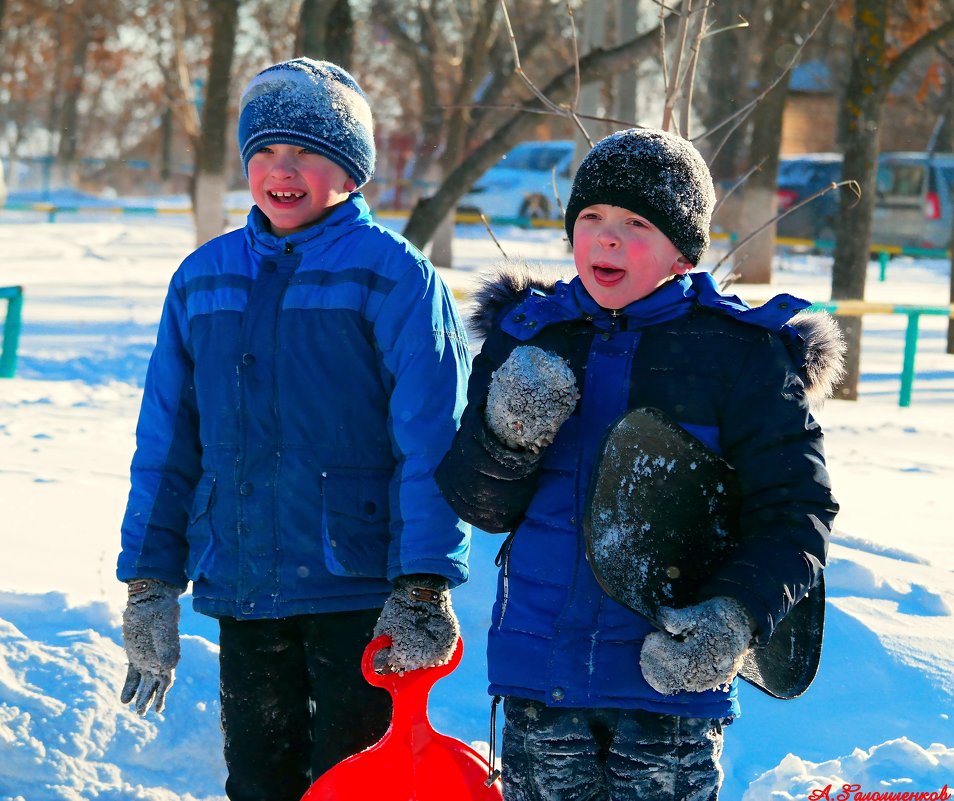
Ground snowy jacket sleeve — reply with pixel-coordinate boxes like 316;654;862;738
699;328;837;642
372;258;472;586
435;324;545;534
117;271;200;589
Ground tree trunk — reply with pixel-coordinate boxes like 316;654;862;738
296;0;352;69
731;0;803;284
613;0;639;127
696;0;761;184
324;0;353;70
160;106;174;189
945;65;954;355
54;0;92;186
831;0;888;400
193;0;238;246
949;193;954;354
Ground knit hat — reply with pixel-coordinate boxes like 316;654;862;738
238;58;375;185
564;128;715;265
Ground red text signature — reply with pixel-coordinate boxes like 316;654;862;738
809;784;951;801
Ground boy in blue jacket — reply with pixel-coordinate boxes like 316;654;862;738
436;128;843;800
117;58;471;801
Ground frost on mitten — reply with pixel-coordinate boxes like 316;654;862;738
639;597;753;695
120;579;182;715
485;346;579;452
373;575;460;673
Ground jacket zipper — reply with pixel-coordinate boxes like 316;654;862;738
494;531;516;626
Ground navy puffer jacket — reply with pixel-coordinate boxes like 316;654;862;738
436;263;843;718
118;195;471;619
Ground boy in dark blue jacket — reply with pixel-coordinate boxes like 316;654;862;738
436;127;843;800
117;58;471;801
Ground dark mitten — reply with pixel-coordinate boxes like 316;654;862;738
120;579;182;715
485;345;579;452
639;597;753;695
373;574;459;673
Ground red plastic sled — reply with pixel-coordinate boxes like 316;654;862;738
301;635;503;801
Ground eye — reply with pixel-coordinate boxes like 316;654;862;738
626;217;649;228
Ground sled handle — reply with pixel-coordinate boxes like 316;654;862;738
361;634;463;691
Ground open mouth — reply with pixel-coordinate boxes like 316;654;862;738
592;264;626;286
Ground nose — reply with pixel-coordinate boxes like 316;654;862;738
596;226;620;248
270;152;297;176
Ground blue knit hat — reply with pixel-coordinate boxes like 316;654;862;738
238;58;375;186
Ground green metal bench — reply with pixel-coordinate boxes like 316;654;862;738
1;285;23;378
808;300;954;407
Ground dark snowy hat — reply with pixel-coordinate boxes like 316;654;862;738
564;127;715;264
238;57;375;185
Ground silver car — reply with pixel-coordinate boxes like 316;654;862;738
871;152;954;251
459;140;575;222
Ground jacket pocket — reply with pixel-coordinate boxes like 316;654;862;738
186;472;216;581
320;469;390;578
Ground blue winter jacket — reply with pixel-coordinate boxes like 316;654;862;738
437;265;841;719
118;194;472;619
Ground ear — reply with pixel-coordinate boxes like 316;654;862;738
672;255;692;275
344;177;358;193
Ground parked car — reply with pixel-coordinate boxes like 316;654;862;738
770;151;953;251
0;160;6;209
459;140;575;222
774;153;844;242
872;152;954;250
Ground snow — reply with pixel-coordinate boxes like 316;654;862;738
1;209;953;800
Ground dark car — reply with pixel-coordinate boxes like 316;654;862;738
774;153;843;242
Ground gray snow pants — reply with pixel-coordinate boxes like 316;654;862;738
501;697;725;801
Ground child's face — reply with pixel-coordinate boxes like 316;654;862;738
247;144;357;236
573;204;689;309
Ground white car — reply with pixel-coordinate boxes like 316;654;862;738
459;140;575;222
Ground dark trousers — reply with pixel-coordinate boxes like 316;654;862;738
218;609;392;801
501;698;725;801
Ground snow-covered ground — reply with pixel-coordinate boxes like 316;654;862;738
0;210;952;800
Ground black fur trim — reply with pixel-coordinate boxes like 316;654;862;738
468;260;573;338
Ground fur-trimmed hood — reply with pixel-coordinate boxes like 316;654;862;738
468;260;846;406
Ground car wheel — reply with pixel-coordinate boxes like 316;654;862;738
519;195;550;221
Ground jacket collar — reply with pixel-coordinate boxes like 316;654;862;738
501;274;698;339
244;192;372;256
687;271;811;331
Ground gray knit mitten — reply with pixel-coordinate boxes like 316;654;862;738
639;597;754;695
120;579;182;715
485;346;579;452
373;574;460;673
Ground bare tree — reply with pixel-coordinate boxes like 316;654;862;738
193;0;239;246
832;0;954;399
371;0;518;264
400;9;682;252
